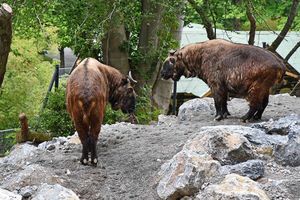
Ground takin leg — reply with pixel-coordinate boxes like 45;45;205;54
89;107;103;166
241;105;258;122
89;122;100;166
222;96;231;118
253;94;269;120
74;121;89;165
212;88;228;121
242;88;267;122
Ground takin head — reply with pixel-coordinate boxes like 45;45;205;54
161;50;184;81
110;73;137;114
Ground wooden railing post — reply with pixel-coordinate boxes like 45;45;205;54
42;65;60;109
172;80;177;115
19;113;29;142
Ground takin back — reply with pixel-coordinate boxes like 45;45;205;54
66;58;136;166
161;39;286;122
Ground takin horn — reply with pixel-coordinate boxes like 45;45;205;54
128;71;137;83
169;49;176;56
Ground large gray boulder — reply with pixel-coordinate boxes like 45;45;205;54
252;114;300;135
253;114;300;166
1;164;62;191
157;150;220;200
185;126;256;165
157;126;260;199
195;174;270;200
31;184;79;200
178;98;215;121
274;129;300;166
0;143;38;167
0;188;22;200
220;159;265;180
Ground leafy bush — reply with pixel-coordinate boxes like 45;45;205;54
104;85;162;125
0;131;16;157
103;105;127;124
32;87;74;137
0;37;53;130
135;86;161;124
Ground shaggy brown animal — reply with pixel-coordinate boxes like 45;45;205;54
66;58;136;165
161;39;286;121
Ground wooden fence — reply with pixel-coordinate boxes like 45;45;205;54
0;129;16;156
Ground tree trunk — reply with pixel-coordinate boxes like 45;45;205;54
152;18;184;113
246;0;256;45
0;3;12;88
268;0;299;52
136;0;164;87
187;0;216;40
102;24;130;75
59;47;65;68
285;41;300;61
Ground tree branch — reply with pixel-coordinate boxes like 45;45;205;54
268;0;299;52
285;41;300;61
187;0;216;40
246;0;256;45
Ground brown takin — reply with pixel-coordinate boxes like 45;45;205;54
161;39;286;122
66;58;136;166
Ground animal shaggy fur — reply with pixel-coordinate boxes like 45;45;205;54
161;39;285;121
66;58;136;165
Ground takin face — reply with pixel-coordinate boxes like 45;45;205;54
110;77;136;114
161;51;184;81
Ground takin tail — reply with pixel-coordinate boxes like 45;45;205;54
78;99;96;130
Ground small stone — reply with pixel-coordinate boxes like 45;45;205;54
46;144;56;151
66;169;71;175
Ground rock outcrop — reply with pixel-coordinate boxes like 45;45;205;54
156;97;300;200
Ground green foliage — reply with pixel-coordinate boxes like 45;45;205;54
0;37;53;130
119;0;184;81
103;105;126;124
104;86;162;125
135;85;161;124
184;0;300;31
104;85;162;125
32;87;74;137
0;131;16;157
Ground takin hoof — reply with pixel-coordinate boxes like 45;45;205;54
91;158;98;167
214;115;224;121
224;111;231;117
80;157;89;165
252;114;262;121
241;115;249;123
241;117;248;123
